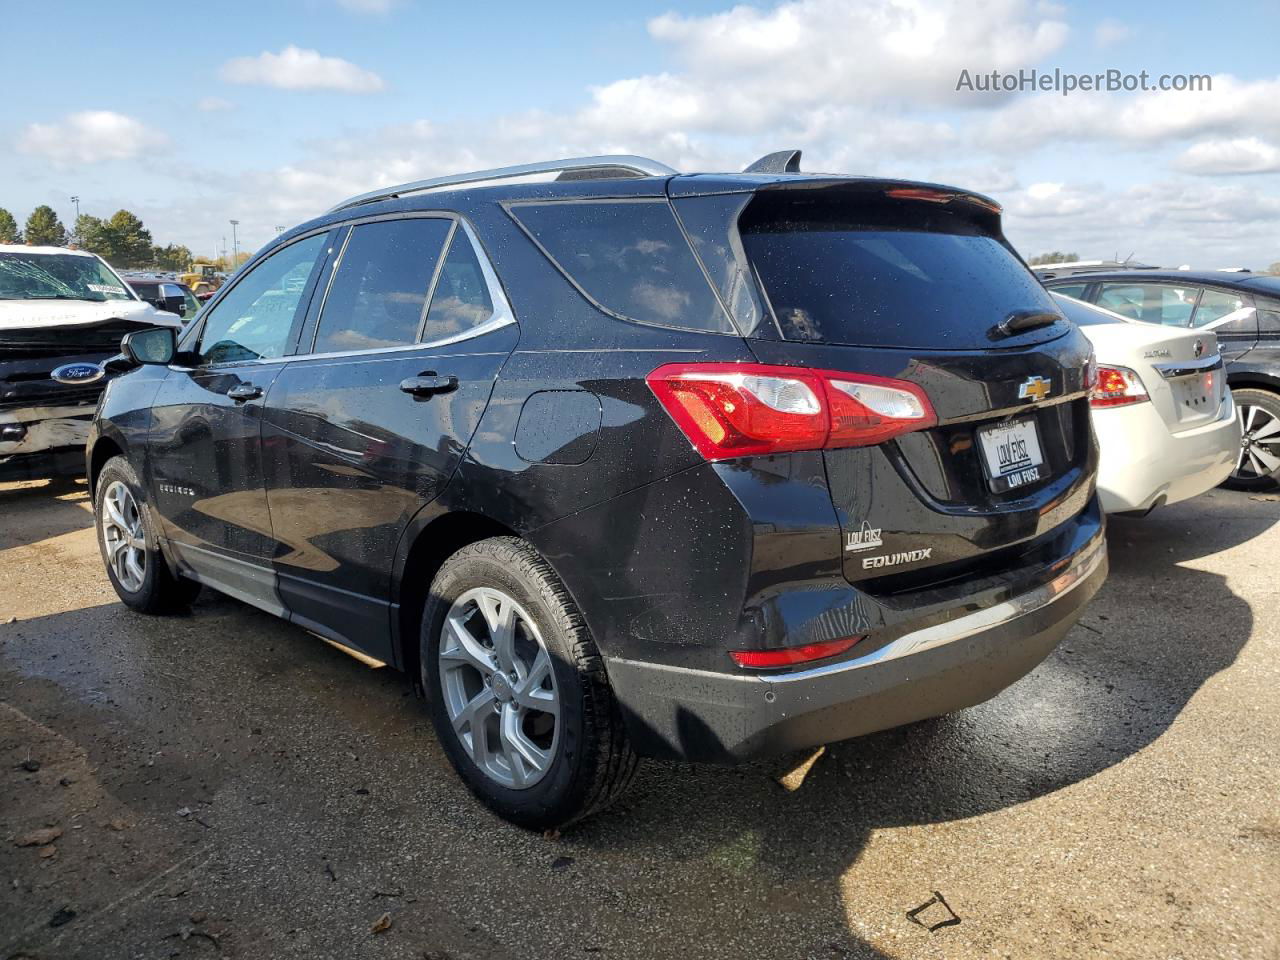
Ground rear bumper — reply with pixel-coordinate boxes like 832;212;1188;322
1093;393;1239;513
607;523;1107;762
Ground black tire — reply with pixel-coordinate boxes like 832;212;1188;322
94;455;202;613
421;537;638;830
1223;388;1280;491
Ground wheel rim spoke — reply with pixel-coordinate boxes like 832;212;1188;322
1246;404;1261;433
101;481;146;592
439;615;496;673
1252;443;1280;473
437;585;560;790
1251;412;1280;440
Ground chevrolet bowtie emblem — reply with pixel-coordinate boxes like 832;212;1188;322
1018;376;1052;403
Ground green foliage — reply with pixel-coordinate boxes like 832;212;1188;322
73;209;154;268
1028;251;1080;266
75;214;108;252
103;209;154;268
153;243;193;272
0;207;19;243
1267;261;1280;276
24;205;67;247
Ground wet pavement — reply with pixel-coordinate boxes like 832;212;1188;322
1;477;1278;959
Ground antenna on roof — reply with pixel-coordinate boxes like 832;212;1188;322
743;150;802;174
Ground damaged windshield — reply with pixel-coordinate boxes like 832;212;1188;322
0;252;136;303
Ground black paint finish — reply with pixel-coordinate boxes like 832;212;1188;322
91;167;1107;760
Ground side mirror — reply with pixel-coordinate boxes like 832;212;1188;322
121;326;177;365
163;295;186;316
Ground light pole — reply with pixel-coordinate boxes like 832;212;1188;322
70;196;80;243
229;219;240;268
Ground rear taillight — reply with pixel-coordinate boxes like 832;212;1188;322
646;362;936;461
1091;364;1149;408
730;636;863;669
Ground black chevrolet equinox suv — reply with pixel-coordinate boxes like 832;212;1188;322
89;152;1107;828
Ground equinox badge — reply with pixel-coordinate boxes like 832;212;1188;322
1017;375;1052;403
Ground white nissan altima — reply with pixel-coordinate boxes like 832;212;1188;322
1054;292;1241;514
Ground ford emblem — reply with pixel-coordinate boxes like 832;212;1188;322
51;362;106;386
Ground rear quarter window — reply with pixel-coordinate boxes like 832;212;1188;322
509;199;734;334
739;196;1059;349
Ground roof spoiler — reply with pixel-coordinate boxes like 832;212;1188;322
742;150;802;174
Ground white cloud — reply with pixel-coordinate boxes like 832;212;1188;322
17;111;168;166
197;96;234;112
976;75;1280;152
1003;179;1280;267
1174;137;1280;175
1093;18;1130;47
577;0;1068;136
220;46;384;93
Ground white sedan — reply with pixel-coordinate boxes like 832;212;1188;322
1054;293;1241;514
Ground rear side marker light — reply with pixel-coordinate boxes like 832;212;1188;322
730;636;863;669
1091;364;1149;408
647;362;937;461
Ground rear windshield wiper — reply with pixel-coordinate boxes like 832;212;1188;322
992;310;1061;339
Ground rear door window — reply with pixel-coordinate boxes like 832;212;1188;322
509;200;733;334
312;218;452;354
1049;282;1088;300
739;197;1059;348
421;228;495;342
1191;288;1252;329
1096;283;1197;326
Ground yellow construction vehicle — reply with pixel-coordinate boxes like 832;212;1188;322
178;261;224;298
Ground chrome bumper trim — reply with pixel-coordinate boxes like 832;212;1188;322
761;533;1107;684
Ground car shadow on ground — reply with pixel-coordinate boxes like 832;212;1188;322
0;478;94;553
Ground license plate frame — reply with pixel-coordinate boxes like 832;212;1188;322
977;417;1046;493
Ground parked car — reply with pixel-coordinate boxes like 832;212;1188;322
1044;270;1280;488
88;153;1106;828
124;276;202;322
1033;258;1160;281
1053;293;1238;513
0;245;181;482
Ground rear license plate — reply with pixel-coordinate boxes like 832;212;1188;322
1173;371;1216;412
977;418;1045;493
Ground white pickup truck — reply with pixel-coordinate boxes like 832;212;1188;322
0;245;181;482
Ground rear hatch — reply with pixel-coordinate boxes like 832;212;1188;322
1055;294;1227;432
685;180;1096;589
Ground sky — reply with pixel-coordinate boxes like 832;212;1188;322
4;0;1279;268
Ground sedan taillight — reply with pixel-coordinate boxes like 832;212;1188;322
1091;364;1149;408
646;362;936;461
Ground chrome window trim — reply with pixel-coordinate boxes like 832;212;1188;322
193;215;516;370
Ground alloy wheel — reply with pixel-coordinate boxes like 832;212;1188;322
1233;403;1280;482
438;586;560;790
101;481;147;592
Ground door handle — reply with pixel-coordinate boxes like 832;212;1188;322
227;383;263;402
399;374;458;397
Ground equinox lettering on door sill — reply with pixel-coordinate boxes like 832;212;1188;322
863;548;933;569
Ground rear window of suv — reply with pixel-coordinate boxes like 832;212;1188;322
739;195;1059;349
509;199;734;334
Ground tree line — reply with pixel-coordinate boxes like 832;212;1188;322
0;204;203;273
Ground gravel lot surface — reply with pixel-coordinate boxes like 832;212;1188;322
1;477;1277;959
